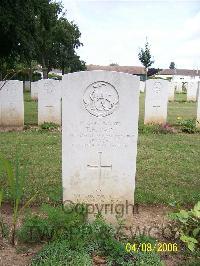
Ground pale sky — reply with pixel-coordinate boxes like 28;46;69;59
63;0;200;69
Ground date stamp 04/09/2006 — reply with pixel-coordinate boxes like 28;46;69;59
125;242;178;253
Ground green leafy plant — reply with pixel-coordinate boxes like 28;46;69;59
139;123;177;134
17;204;87;243
0;153;36;245
31;240;92;266
158;123;177;134
30;217;163;265
17;213;51;243
169;202;200;251
48;73;62;80
40;122;59;131
139;124;160;134
0;188;8;238
178;118;197;133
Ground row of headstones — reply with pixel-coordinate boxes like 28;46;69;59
144;80;199;125
0;75;200;129
61;72;198;214
140;80;199;102
0;72;200;217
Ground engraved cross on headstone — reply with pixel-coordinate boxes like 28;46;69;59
87;152;112;191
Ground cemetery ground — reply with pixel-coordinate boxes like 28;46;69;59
0;92;200;265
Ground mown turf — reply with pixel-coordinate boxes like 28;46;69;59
136;133;200;204
139;92;197;126
0;92;199;205
24;92;197;127
0;130;199;205
24;92;38;125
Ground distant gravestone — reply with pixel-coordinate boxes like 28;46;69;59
196;82;200;128
184;82;188;92
140;81;145;92
144;79;169;124
0;80;24;129
187;82;198;102
24;81;31;92
62;71;140;217
176;82;183;93
168;81;175;101
38;79;62;125
31;81;39;100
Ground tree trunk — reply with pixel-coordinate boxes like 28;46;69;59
62;68;64;75
29;61;32;91
42;68;48;79
23;80;25;92
29;60;32;82
42;57;48;79
145;68;148;90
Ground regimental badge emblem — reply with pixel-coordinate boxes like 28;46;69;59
83;81;119;117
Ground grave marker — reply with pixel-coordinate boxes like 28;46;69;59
144;79;169;124
62;70;140;217
169;81;175;101
38;79;62;125
140;81;145;92
31;81;39;100
187;81;198;102
0;80;24;129
176;82;183;93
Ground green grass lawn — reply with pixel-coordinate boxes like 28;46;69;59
139;92;197;126
0;92;199;206
24;92;38;125
25;91;197;127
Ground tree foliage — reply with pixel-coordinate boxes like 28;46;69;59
138;41;154;70
147;68;161;77
0;0;85;79
169;61;175;69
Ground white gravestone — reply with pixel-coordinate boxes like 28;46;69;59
38;79;62;125
176;82;183;93
168;81;175;101
187;82;198;102
196;82;200;128
140;81;145;92
0;80;24;129
31;81;39;100
24;81;31;91
62;71;140;216
144;79;169;124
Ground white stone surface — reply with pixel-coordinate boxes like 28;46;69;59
38;79;62;125
196;82;200;128
176;82;183;93
169;81;175;101
187;82;198;102
24;81;31;91
0;80;24;128
62;70;140;213
31;81;39;100
144;79;169;124
140;81;145;92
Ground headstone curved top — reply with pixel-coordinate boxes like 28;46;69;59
31;81;39;100
38;79;62;125
169;81;175;101
187;82;198;102
144;79;169;125
62;70;140;214
0;80;24;129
